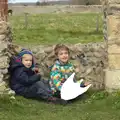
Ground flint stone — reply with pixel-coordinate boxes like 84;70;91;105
0;21;8;34
0;56;9;69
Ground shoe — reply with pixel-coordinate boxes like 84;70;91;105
47;97;67;105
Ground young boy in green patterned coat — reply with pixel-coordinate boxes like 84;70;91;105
49;44;89;97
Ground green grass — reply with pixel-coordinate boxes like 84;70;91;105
1;91;120;120
8;13;103;45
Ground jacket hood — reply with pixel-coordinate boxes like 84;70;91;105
9;49;35;73
16;49;35;68
9;57;24;73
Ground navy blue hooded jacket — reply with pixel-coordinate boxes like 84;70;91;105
9;49;41;94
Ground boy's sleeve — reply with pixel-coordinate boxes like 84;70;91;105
15;68;41;85
50;67;63;91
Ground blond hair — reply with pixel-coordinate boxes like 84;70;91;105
22;54;32;59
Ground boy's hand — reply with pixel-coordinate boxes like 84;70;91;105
32;67;40;74
75;68;80;73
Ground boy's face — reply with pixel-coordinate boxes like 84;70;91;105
57;49;69;63
22;54;33;68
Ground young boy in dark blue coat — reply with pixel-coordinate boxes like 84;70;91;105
9;49;67;105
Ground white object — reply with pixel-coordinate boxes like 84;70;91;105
61;73;92;100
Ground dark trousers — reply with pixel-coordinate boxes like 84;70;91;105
19;80;53;100
53;91;61;98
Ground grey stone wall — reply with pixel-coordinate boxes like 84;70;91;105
9;42;107;90
0;20;13;94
